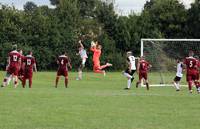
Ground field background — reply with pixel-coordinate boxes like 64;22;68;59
0;71;200;129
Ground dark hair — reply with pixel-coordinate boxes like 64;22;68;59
12;44;17;50
62;51;66;55
28;50;32;55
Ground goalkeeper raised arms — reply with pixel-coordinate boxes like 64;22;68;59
90;41;112;76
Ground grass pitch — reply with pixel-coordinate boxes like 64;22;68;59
0;71;200;129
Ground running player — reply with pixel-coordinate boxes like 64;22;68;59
76;40;88;80
173;58;183;91
22;51;37;88
90;41;112;75
55;52;72;88
136;56;151;90
1;45;21;88
123;51;137;90
184;51;198;93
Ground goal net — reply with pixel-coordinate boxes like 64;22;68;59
141;39;200;86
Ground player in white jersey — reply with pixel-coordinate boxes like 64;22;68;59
76;40;88;80
122;51;137;90
173;59;183;91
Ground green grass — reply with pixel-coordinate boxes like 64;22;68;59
0;71;199;129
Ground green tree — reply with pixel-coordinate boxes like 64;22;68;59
187;0;200;38
142;0;187;38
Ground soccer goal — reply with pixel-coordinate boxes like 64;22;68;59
141;38;200;87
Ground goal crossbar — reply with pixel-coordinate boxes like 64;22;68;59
141;39;200;56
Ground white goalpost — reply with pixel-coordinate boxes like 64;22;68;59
141;38;200;87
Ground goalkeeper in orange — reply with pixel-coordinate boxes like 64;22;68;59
90;41;112;75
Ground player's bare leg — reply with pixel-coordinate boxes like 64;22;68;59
188;81;193;93
173;81;180;91
136;80;141;88
94;68;106;76
65;76;68;88
99;63;112;69
1;73;12;87
18;76;23;83
145;80;149;90
29;78;32;88
55;76;60;88
77;65;83;80
78;70;82;80
13;76;18;88
22;77;26;88
122;71;132;90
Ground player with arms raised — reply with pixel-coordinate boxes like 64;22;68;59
22;51;37;88
1;45;21;88
55;52;72;88
90;41;112;75
184;51;198;93
123;51;137;90
76;40;88;80
136;56;151;90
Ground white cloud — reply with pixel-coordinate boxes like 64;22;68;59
115;0;195;15
179;0;195;8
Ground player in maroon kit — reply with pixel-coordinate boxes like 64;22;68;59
184;51;199;93
194;56;200;93
18;49;25;83
22;51;37;88
136;56;152;90
1;45;21;88
55;52;72;88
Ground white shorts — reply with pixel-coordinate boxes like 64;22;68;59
82;58;87;65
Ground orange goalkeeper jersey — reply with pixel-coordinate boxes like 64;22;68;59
90;47;101;63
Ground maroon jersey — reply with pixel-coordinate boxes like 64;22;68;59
57;55;69;69
9;50;21;67
184;57;197;75
196;59;200;69
139;60;149;73
23;55;36;72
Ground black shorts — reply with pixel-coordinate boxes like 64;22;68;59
125;69;136;76
174;76;181;82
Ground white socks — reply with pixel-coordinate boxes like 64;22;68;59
127;79;131;89
78;71;82;80
123;72;133;89
174;82;180;90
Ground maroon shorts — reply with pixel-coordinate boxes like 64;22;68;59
18;68;24;76
139;72;148;80
8;66;19;76
57;68;68;77
186;74;197;82
24;70;33;79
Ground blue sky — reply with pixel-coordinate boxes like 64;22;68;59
0;0;195;15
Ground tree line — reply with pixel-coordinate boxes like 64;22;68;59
0;0;200;71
